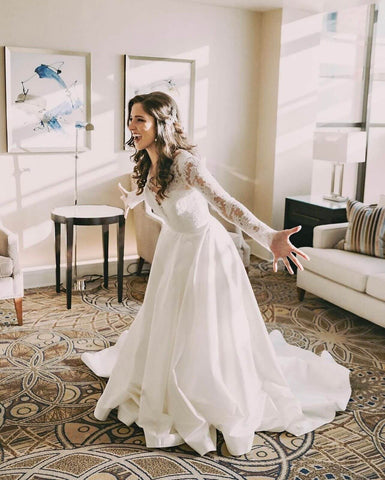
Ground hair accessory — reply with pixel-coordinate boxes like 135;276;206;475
164;107;177;126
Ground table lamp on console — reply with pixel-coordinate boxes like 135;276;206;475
313;130;367;202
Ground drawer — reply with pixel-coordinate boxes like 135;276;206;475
289;212;322;227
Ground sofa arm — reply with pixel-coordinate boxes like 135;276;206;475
0;225;20;270
313;222;348;249
0;225;11;257
0;225;23;296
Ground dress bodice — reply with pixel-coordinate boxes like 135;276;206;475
144;183;211;234
123;150;276;249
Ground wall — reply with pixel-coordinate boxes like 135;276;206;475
253;7;322;259
254;9;282;227
273;8;322;228
0;0;261;286
252;9;281;259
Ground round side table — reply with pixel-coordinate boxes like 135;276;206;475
51;205;125;309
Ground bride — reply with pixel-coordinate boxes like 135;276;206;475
82;91;351;457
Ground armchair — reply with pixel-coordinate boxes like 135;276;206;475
129;174;162;275
0;222;23;325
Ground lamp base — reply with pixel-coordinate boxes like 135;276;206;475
63;275;103;294
73;278;86;292
323;194;348;203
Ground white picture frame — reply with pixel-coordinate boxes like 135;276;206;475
5;46;91;153
124;55;195;149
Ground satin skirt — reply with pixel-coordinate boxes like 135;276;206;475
82;217;351;456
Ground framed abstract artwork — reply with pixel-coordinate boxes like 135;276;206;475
5;47;91;153
124;55;196;149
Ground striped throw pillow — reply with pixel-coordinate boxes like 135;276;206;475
344;199;385;258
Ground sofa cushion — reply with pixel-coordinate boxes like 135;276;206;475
301;247;385;292
344;199;385;258
367;273;385;302
0;255;13;278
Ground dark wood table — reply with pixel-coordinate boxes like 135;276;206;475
51;205;125;309
284;195;347;247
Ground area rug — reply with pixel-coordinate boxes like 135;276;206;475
0;260;384;480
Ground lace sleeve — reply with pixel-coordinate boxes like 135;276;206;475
175;153;276;249
118;182;145;218
124;190;145;209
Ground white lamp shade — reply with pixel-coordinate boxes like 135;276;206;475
313;131;367;164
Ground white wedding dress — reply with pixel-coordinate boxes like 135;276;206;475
82;150;351;456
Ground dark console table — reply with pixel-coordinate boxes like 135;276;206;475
284;195;347;247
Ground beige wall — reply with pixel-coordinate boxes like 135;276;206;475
0;0;261;284
273;9;322;228
253;8;322;258
254;9;282;229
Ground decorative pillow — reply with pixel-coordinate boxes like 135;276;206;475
344;199;385;258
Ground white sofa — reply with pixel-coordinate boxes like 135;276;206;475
297;221;385;329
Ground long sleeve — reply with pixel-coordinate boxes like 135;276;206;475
124;190;145;209
174;153;276;249
119;185;145;218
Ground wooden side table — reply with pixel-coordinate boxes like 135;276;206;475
284;195;347;247
51;205;125;309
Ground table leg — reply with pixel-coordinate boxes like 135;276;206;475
117;216;125;303
102;224;109;288
66;219;74;309
54;222;61;293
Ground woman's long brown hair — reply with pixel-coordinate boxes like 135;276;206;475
126;91;195;203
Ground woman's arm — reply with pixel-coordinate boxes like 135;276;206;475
118;183;145;218
175;152;309;273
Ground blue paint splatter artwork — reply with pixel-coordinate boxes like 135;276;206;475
6;47;90;152
35;99;82;132
15;60;84;133
34;64;67;89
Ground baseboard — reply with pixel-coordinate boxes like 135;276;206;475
23;255;140;289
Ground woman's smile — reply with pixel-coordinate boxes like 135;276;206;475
128;103;156;151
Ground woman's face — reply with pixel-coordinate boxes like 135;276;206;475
128;102;157;151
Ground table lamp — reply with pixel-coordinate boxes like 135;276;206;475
313;131;367;202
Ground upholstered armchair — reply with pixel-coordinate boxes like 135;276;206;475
129;175;251;274
129;175;162;275
0;223;23;325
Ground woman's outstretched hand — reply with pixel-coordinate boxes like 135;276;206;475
270;225;310;275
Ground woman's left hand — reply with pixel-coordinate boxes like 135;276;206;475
270;225;310;274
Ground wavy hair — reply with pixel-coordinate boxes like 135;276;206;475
126;91;195;202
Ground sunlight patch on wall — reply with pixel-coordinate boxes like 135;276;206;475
20;159;117;209
23;220;52;249
276;124;315;155
276;13;321;167
194;78;209;140
0;158;18;212
176;46;209;143
282;10;322;42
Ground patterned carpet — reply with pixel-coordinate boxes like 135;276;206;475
0;260;384;480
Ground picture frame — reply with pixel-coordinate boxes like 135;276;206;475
124;55;196;149
5;46;91;153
